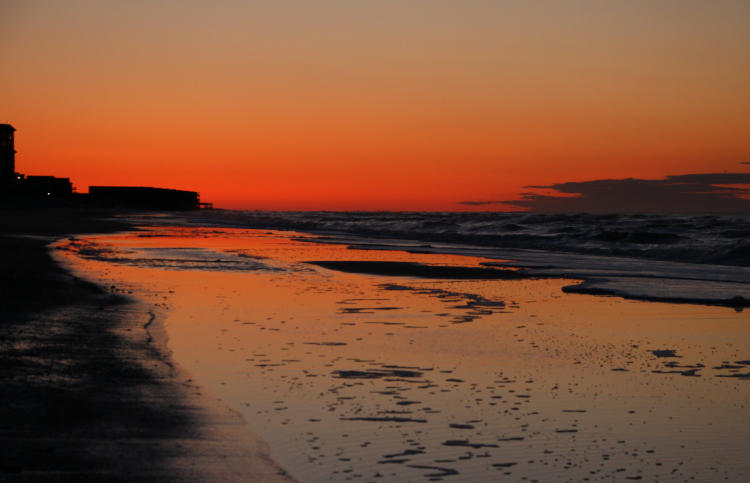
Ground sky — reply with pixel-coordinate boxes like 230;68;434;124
1;0;749;211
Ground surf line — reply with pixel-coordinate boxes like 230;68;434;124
143;310;175;372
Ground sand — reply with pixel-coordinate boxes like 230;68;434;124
52;225;750;481
0;206;294;482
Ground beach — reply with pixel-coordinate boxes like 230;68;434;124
0;207;293;481
5;2;749;480
44;214;750;482
4;1;750;480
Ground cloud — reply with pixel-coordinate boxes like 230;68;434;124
460;172;750;213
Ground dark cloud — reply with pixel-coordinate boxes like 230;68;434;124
459;172;750;213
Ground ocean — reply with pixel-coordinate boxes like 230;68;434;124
173;211;750;265
53;211;750;481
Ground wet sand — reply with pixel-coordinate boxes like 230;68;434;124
0;208;293;481
53;225;750;482
307;261;531;279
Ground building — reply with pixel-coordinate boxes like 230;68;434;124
0;124;16;192
0;123;72;199
88;186;201;210
21;175;73;198
1;123;209;208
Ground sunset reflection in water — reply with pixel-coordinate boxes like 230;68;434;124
55;227;750;482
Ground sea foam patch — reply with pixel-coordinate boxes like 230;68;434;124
58;238;283;272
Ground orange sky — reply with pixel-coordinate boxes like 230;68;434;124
2;1;749;210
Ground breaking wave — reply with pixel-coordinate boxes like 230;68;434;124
153;211;750;267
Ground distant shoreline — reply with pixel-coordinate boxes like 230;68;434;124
0;206;293;481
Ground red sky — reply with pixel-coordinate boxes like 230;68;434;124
2;1;749;210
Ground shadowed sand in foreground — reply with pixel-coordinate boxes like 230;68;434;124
0;208;293;482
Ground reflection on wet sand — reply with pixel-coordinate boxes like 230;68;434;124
55;227;750;482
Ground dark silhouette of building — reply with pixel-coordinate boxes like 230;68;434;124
0;124;16;192
89;186;201;210
1;123;210;208
22;175;73;198
1;123;72;199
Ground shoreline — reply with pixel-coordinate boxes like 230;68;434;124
61;223;750;481
296;235;750;309
0;207;294;481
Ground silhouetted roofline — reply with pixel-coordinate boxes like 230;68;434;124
0;124;15;131
89;185;197;194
